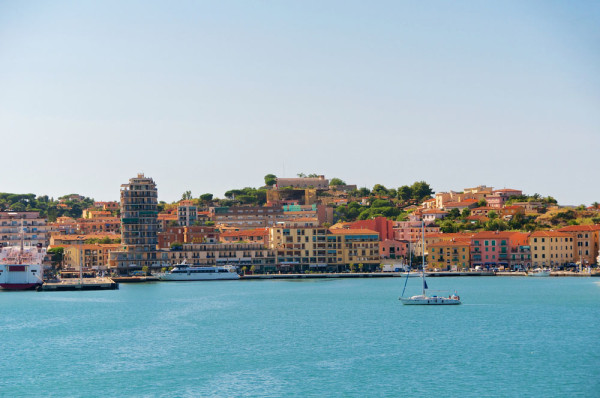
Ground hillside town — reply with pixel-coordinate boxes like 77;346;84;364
2;173;599;276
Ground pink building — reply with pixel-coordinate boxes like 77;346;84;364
380;239;409;259
486;189;523;208
348;217;395;241
394;219;440;242
470;231;530;269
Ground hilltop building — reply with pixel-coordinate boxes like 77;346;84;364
275;176;329;189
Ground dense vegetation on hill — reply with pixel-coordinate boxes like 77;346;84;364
0;193;94;221
3;176;599;233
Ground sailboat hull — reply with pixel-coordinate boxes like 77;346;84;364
399;295;461;305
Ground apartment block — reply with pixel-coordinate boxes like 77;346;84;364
470;231;530;269
62;244;121;270
429;240;471;271
211;206;285;229
157;226;218;249
167;242;277;271
177;200;198;226
109;174;160;273
0;211;52;247
529;231;574;268
556;225;600;266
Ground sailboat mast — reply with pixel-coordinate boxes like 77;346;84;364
20;216;24;253
422;221;426;295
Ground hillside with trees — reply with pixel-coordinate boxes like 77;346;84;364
0;193;94;221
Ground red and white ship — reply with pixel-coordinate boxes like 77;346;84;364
0;242;45;290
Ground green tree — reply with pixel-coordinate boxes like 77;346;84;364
181;191;192;200
461;208;471;218
397;186;413;202
264;174;277;187
488;210;498;219
329;178;346;186
47;247;64;269
447;208;460;219
372;184;389;196
170;242;183;250
357;187;371;197
477;199;487;207
141;266;149;276
200;193;213;202
410;181;434;201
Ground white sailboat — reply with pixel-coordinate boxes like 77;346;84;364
399;221;461;305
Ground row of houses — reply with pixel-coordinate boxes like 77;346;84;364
426;226;600;270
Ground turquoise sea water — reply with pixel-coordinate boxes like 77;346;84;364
1;277;599;397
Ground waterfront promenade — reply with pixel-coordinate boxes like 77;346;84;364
238;270;598;280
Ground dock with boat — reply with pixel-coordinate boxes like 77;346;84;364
39;277;119;291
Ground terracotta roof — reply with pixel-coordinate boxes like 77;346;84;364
62;243;121;250
158;213;178;220
53;234;119;241
221;228;268;237
429;240;470;247
466;215;489;221
423;209;448;214
329;228;379;235
530;230;572;238
472;231;525;239
284;217;319;222
494;189;522;193
556;225;600;232
444;199;478;207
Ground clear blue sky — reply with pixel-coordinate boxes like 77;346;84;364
1;1;598;205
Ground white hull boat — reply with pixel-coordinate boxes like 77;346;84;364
528;268;551;277
400;294;461;305
399;222;461;305
159;263;239;281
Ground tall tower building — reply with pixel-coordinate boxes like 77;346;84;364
110;174;160;273
121;173;158;250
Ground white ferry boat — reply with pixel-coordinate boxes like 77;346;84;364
159;262;240;281
528;268;551;277
0;243;46;290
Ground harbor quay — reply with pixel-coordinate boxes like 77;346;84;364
39;277;118;291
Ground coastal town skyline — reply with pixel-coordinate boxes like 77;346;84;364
1;1;599;205
0;174;598;207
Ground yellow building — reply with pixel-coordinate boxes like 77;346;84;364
428;240;470;271
529;231;574;268
557;225;600;266
268;224;380;272
329;228;380;270
269;224;331;271
63;244;121;270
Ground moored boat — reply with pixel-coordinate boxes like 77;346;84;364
158;262;240;281
528;268;551;277
0;243;45;290
399;221;461;305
